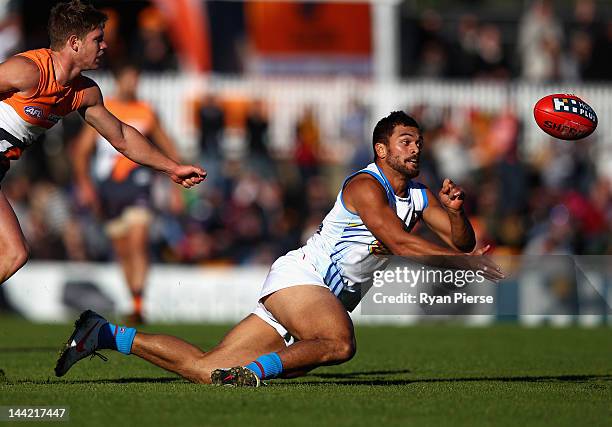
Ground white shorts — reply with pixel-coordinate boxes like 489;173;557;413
252;248;329;345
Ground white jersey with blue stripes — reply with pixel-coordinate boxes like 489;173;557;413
301;162;428;298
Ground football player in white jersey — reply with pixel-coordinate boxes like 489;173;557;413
56;111;504;386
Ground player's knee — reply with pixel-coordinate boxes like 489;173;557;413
12;242;30;270
336;337;357;362
2;242;29;278
326;336;356;364
17;242;30;266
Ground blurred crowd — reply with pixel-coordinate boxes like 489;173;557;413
404;0;612;82
2;95;611;266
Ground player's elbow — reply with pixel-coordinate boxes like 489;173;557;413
456;242;475;253
389;238;428;257
454;236;476;253
109;137;128;154
107;124;132;153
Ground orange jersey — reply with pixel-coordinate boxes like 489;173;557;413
104;99;156;135
94;99;156;182
0;48;90;157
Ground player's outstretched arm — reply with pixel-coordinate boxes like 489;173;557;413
344;174;463;258
421;178;476;252
79;81;206;188
343;174;503;281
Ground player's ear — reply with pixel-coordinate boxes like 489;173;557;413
68;34;80;52
374;141;388;159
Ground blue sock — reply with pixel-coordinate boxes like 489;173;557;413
97;322;137;355
245;353;283;380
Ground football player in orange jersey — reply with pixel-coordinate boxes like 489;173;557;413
72;62;184;324
0;0;205;284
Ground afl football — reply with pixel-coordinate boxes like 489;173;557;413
533;94;597;140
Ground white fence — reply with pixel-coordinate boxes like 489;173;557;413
90;74;612;180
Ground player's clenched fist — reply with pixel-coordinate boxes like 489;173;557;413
169;165;207;188
438;178;465;212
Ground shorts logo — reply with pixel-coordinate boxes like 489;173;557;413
24;106;44;119
552;97;597;124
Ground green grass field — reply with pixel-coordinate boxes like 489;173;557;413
0;315;610;427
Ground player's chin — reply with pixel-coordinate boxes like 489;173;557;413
405;163;420;177
90;55;104;69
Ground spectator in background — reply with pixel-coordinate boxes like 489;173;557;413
589;20;612;80
518;0;563;82
573;0;598;35
415;9;449;77
199;94;225;158
224;172;268;263
0;0;21;62
561;30;593;81
133;6;177;71
24;181;74;260
245;100;272;176
341;100;369;170
100;8;126;66
451;14;480;78
294;107;321;179
561;0;597;81
245;100;269;157
475;24;510;80
430;108;474;183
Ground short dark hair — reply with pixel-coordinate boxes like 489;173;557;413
372;111;421;159
48;0;107;50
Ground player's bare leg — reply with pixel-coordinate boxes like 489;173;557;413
131;314;286;383
0;190;29;283
56;286;353;385
126;221;149;297
264;285;356;374
210;285;356;386
111;234;133;285
56;310;286;383
110;219;149;322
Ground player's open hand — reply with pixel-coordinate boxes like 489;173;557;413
169;164;207;188
467;244;505;282
438;178;465;212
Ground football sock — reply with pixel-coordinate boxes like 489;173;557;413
245;352;284;380
97;322;136;355
132;292;143;316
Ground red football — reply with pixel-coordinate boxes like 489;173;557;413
533;94;597;140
